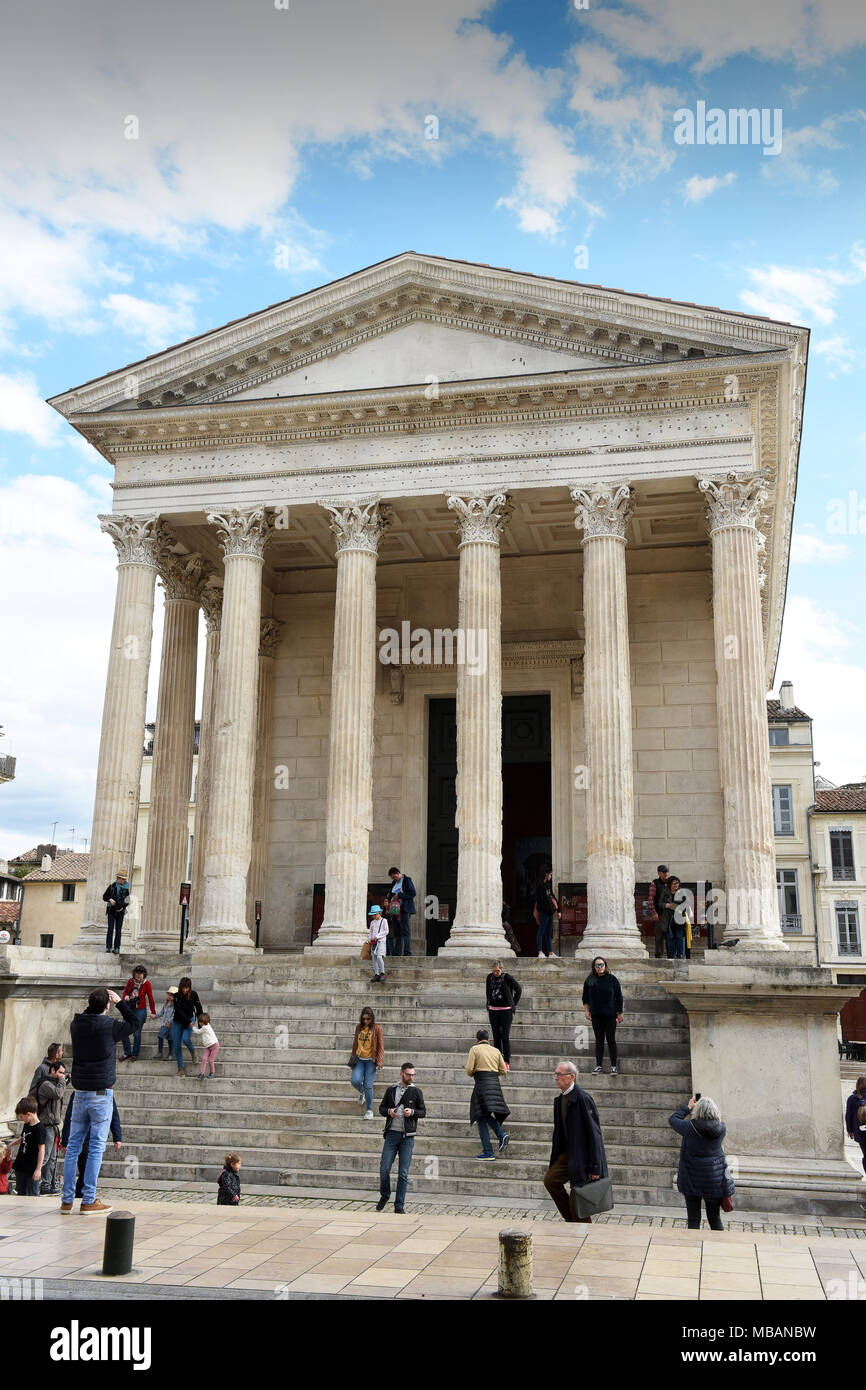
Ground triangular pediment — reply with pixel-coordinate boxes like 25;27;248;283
49;251;805;418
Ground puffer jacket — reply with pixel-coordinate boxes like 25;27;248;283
668;1105;734;1199
469;1071;510;1125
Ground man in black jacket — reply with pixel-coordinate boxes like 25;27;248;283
543;1061;608;1223
60;987;137;1214
387;867;417;957
377;1062;426;1213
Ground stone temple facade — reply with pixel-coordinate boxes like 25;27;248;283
48;251;809;962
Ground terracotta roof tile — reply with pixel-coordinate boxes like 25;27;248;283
815;784;866;813
0;901;21;924
767;699;811;722
23;852;90;882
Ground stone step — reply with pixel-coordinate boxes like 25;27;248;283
114;1065;690;1093
115;1050;695;1073
116;1106;681;1144
141;1033;689;1057
112;1089;686;1125
96;1148;676;1191
119;1118;679;1158
207;1013;688;1035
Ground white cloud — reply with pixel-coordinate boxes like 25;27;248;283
101;285;197;350
790;530;851;564
0;472;206;856
739;250;866;325
567;44;680;187
776;595;866;784
496;199;562;237
587;0;866;73
0;372;65;446
682;171;736;204
813;335;864;375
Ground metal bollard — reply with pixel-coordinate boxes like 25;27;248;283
497;1228;534;1299
102;1210;135;1276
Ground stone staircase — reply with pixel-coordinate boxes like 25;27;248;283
98;957;691;1209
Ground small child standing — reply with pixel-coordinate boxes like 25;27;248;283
154;987;177;1059
12;1099;45;1196
191;1012;220;1079
217;1153;241;1205
368;904;388;982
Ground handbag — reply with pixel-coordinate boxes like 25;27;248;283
347;1053;361;1068
721;1195;734;1212
360;940;372;959
569;1175;614;1219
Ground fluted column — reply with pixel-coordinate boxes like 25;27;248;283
140;548;205;949
197;507;273;952
700;473;786;950
247;617;283;941
441;493;513;957
79;515;164;946
571;484;646;958
189;583;221;941
310;500;387;954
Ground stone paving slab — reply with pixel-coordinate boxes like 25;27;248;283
1;1194;865;1301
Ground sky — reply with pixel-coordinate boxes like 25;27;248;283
1;0;865;857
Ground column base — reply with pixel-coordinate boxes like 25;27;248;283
307;923;367;958
574;928;648;961
439;925;515;958
194;924;256;954
72;924;113;949
720;927;790;952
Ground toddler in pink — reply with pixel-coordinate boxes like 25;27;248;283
191;1013;220;1079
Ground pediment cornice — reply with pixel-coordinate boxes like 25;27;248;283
49;253;806;417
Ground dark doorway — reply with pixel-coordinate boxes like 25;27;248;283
425;694;552;956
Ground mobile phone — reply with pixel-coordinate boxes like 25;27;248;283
694;1092;701;1102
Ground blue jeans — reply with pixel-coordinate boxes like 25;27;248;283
666;925;686;959
157;1024;174;1056
61;1090;114;1206
351;1059;376;1109
123;1007;148;1057
379;1131;415;1208
171;1021;195;1069
536;912;553;953
476;1116;506;1156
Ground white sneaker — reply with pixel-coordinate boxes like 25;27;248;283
549;952;558;959
357;1089;366;1105
364;1109;374;1120
537;951;545;958
592;1065;603;1074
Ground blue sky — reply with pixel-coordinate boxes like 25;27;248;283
1;0;865;855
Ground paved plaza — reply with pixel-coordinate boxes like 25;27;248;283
1;1194;865;1300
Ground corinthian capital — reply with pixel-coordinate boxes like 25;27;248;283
320;498;391;555
259;618;284;659
200;579;223;635
158;547;207;602
207;506;274;559
570;483;634;541
446;492;512;546
698;473;769;534
99;514;166;567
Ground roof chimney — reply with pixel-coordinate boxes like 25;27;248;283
40;854;52;872
779;680;795;711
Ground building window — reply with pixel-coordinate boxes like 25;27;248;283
772;785;794;836
61;883;75;902
40;934;54;949
836;903;861;956
769;727;790;746
776;868;801;933
830;829;856;881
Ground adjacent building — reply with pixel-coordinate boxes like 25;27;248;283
17;852;89;948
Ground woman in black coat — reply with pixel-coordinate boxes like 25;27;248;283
485;960;522;1069
582;957;623;1075
668;1095;734;1230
